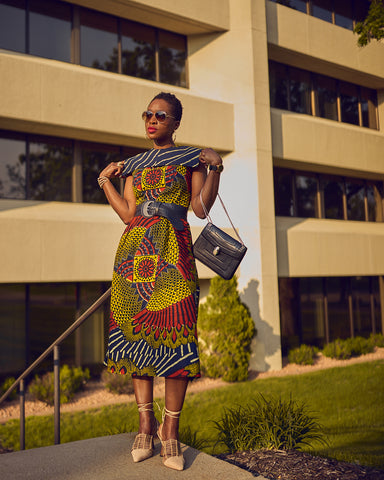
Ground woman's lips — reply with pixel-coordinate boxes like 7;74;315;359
147;127;157;133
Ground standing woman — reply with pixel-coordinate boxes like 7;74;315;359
99;92;223;471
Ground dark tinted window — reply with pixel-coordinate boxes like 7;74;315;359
28;136;73;201
289;67;312;114
0;0;26;52
340;81;359;126
159;30;187;87
314;74;338;120
322;177;344;220
269;61;289;110
29;0;71;62
326;277;350;341
80;8;118;72
0;131;26;199
296;174;318;217
360;87;378;129
274;169;294;216
334;0;353;30
121;20;156;81
312;0;333;22
346;179;365;221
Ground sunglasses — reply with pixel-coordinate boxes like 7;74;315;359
142;110;175;122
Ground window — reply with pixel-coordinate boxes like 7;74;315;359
121;20;156;81
29;0;71;62
274;168;294;216
339;81;359;126
0;0;188;87
0;0;26;53
361;88;378;129
279;275;383;354
274;168;384;223
269;62;289;110
159;30;187;88
269;61;378;130
295;173;318;217
334;0;354;30
269;0;370;31
0;284;26;373
80;8;118;72
314;75;338;121
28;136;73;201
81;142;121;204
311;0;333;23
0;131;26;199
346;179;365;221
322;177;344;220
289;67;312;115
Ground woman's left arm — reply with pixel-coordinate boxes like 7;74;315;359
191;148;223;219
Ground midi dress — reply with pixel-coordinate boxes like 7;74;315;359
104;146;201;379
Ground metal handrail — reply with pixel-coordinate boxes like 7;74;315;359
0;287;111;449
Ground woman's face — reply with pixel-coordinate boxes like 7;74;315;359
144;98;179;147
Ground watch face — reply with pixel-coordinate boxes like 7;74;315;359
209;164;223;172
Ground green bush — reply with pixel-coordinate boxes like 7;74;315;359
322;337;374;360
288;345;318;365
369;332;384;348
180;426;209;450
28;365;90;406
213;394;325;453
0;377;17;402
101;370;134;395
198;276;256;382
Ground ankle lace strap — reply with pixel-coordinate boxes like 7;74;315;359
163;407;182;420
137;402;153;413
138;401;161;414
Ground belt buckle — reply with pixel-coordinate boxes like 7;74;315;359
142;200;154;217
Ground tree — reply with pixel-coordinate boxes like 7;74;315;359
354;0;384;47
198;276;256;382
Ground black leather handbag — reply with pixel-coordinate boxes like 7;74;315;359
193;192;247;280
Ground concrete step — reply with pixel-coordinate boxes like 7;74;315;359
0;433;268;480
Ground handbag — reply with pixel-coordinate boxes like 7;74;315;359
193;191;247;280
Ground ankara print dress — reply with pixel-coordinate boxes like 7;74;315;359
104;146;202;378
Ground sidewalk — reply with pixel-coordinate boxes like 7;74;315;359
0;433;268;480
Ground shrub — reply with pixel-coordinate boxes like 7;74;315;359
213;394;325;453
322;339;352;360
28;365;90;406
0;377;17;402
288;345;318;365
198;276;256;382
322;337;374;360
101;370;134;395
369;332;384;348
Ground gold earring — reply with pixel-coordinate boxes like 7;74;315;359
172;132;177;144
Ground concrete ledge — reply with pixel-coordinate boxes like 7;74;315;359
0;433;265;480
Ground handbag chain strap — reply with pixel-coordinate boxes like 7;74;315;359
199;191;245;246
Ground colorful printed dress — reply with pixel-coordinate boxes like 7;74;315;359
104;146;202;378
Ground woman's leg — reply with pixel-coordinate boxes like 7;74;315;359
132;376;157;434
162;378;189;439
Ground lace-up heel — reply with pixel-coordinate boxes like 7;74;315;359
131;402;159;463
157;407;185;471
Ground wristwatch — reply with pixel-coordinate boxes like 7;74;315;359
208;164;224;173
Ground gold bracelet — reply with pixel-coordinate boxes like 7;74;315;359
97;176;109;189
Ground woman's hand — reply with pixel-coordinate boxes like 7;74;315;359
99;161;125;179
199;148;222;168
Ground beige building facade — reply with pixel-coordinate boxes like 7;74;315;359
0;0;383;377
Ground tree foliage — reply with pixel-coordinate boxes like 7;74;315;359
198;276;256;382
354;0;384;46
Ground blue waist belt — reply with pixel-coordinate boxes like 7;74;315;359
135;201;188;231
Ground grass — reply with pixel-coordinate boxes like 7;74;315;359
0;360;383;469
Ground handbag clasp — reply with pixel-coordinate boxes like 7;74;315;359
213;246;221;256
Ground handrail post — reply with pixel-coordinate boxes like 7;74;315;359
54;345;60;445
19;379;25;451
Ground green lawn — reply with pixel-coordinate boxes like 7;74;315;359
1;360;383;469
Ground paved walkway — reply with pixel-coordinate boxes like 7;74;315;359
0;433;267;480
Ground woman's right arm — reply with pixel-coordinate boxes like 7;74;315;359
99;162;136;224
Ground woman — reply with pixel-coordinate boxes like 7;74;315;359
98;92;223;471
